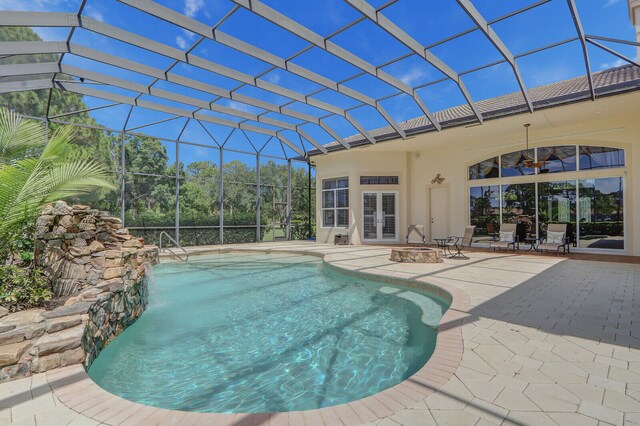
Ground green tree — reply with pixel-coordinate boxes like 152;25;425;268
0;108;115;259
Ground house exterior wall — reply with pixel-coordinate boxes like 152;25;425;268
314;91;640;255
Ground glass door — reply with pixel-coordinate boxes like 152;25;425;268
362;192;397;241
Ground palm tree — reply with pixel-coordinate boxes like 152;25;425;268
0;108;115;259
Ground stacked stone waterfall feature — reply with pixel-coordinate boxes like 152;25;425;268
0;201;158;383
36;201;150;297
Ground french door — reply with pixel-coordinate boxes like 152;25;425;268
362;191;398;242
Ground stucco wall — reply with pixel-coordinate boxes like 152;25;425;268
314;91;640;255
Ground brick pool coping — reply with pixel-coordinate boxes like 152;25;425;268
44;247;470;425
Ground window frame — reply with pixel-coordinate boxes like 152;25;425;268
321;177;349;228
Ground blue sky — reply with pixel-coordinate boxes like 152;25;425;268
1;0;638;167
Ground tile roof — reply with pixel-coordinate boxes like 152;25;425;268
309;64;640;155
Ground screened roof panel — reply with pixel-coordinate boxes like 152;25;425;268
288;47;360;82
0;0;638;157
71;29;177;70
262;0;361;37
381;55;447;88
217;8;309;58
188;38;272;78
378;93;424;124
470;0;542;22
517;40;588;88
341;74;400;100
491;1;577;55
464;62;524;102
429;30;504;74
381;0;475;47
309;90;362;111
154;0;237;27
258;69;324;95
170;62;245;91
328;19;412;66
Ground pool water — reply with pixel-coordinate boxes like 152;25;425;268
88;253;448;413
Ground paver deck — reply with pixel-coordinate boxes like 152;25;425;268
1;242;639;425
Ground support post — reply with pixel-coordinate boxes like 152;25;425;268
287;159;292;240
256;153;261;243
308;161;312;239
175;140;180;243
219;149;224;245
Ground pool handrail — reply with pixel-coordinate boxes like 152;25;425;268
158;231;189;262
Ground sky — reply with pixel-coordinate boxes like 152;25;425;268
0;0;638;167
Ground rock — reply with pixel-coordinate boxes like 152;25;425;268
42;302;92;319
60;347;84;366
79;222;96;231
36;215;55;227
88;241;105;252
32;353;61;373
71;204;90;211
58;215;73;228
43;232;64;240
0;325;15;333
96;232;110;242
0;341;31;367
71;256;92;265
123;239;142;248
52;201;72;216
0;328;26;345
90;256;105;268
0;307;8;319
0;310;45;325
2;362;31;382
45;315;83;333
104;257;123;268
71;238;87;247
69;246;91;257
103;267;125;280
41;204;54;215
35;324;84;356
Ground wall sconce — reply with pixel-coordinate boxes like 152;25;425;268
431;174;445;184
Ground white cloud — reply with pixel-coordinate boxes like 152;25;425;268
0;0;72;11
84;5;103;21
604;0;620;7
599;58;627;70
184;0;204;18
224;100;253;113
176;36;188;49
398;66;427;86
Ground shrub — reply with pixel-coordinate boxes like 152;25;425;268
0;266;52;312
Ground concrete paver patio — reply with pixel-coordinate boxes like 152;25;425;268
1;242;639;425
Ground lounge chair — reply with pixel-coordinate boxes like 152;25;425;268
444;226;475;259
406;225;426;245
538;223;570;255
489;223;518;251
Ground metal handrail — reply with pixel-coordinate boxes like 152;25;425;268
158;231;189;262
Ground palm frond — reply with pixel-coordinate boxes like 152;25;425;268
0;107;47;164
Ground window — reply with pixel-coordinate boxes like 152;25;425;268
501;149;535;177
579;146;625;170
469;157;499;180
578;178;624;249
322;177;349;227
536;146;577;174
469;186;500;240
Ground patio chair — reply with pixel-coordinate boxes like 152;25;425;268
444;226;475;259
489;223;518;251
538;223;570;255
405;225;426;245
486;223;498;241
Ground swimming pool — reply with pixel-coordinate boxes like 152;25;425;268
88;252;449;413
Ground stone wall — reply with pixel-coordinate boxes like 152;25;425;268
35;201;150;297
0;202;158;382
